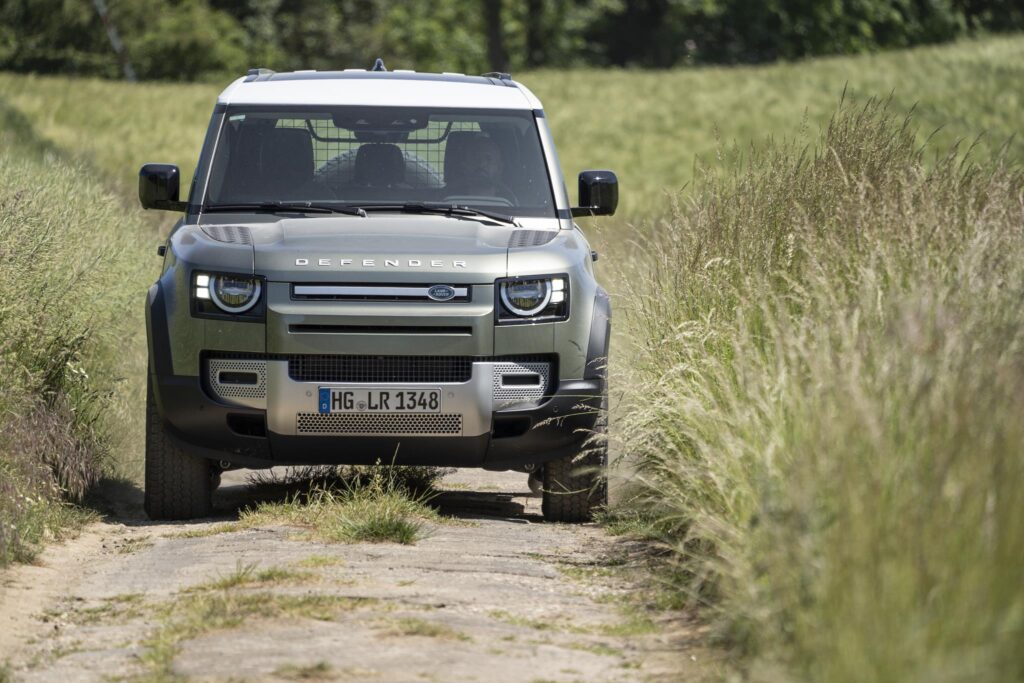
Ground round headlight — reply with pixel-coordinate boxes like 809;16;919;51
500;279;551;316
209;275;261;313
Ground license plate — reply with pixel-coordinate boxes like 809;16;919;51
318;387;442;414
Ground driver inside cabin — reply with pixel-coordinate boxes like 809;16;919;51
441;133;514;201
344;132;513;200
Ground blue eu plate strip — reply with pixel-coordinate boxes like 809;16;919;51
318;387;330;414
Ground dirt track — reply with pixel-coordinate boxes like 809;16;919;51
0;469;701;682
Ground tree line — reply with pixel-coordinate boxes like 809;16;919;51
1;0;1021;81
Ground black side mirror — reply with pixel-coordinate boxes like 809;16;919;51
139;163;187;212
571;170;618;217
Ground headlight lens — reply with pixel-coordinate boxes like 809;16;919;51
496;276;568;322
500;279;552;316
198;273;261;313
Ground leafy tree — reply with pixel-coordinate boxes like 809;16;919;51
0;0;118;76
114;0;250;81
0;0;1021;79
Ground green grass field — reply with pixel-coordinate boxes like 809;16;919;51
0;35;1021;220
1;34;1022;680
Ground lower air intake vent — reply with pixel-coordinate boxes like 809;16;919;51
296;412;463;436
289;356;474;383
208;359;267;408
492;361;550;406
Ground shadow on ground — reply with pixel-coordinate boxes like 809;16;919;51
84;467;540;530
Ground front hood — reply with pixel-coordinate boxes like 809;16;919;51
250;214;512;283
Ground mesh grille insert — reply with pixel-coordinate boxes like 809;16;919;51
289;356;474;383
492;361;550;406
208;358;267;405
296;412;462;435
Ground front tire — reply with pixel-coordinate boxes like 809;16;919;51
541;391;608;523
144;377;212;520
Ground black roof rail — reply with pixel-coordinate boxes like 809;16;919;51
245;67;276;82
372;58;387;72
482;71;512;81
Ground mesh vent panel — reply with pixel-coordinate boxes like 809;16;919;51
492;361;550;405
201;225;253;244
508;230;557;248
289;356;474;383
296;412;462;435
207;359;267;403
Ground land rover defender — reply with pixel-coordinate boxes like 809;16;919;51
141;64;617;522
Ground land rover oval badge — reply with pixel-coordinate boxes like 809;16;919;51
427;285;456;301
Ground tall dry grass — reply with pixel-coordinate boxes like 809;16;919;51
0;102;154;565
612;99;1024;681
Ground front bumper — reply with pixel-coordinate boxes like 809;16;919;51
151;360;602;469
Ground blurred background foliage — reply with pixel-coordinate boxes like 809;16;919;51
1;0;1022;81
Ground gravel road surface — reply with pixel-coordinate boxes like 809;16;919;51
0;469;701;682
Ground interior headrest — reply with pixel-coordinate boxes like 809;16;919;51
443;131;486;183
353;143;405;186
261;128;313;186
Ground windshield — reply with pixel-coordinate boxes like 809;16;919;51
203;106;556;218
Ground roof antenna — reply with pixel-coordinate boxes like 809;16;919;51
371;58;387;72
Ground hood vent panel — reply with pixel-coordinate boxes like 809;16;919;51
508;229;557;248
201;225;253;244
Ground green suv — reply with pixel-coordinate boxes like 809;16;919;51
140;65;617;522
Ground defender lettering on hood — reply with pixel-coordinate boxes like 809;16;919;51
295;258;468;268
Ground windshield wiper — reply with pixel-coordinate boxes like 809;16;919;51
203;202;366;216
354;203;518;226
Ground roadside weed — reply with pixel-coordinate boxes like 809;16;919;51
295;554;345;568
239;466;440;544
380;617;472;641
192;562;313;592
273;662;336;680
139;591;373;681
613;98;1024;680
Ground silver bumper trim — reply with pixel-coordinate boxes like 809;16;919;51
262;359;552;438
266;361;494;437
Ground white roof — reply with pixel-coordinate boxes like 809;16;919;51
218;71;543;110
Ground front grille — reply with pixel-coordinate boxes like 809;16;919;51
289;355;475;383
296;412;462;435
291;283;471;303
289;324;472;335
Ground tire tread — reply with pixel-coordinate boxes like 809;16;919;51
144;378;212;520
541;389;608;523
